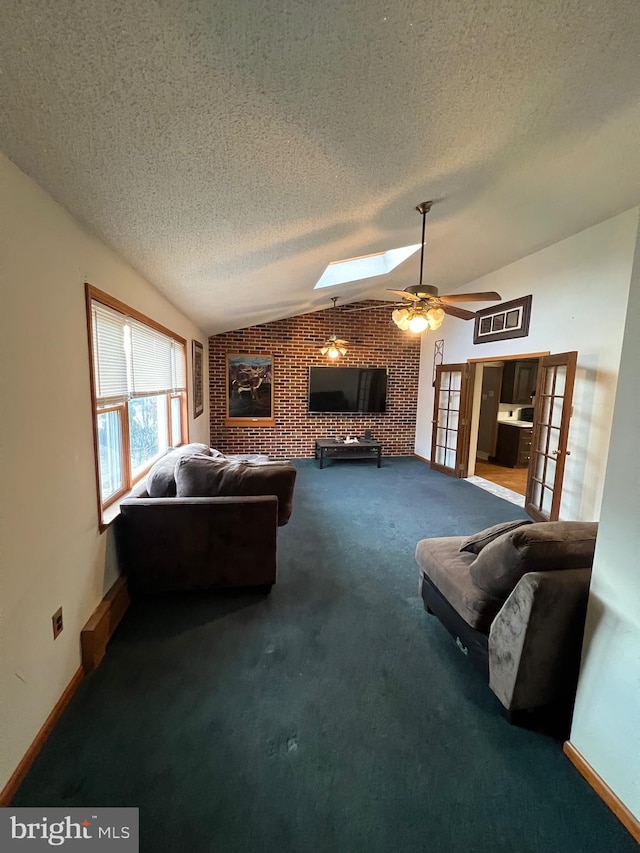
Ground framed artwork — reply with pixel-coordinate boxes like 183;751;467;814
225;353;275;426
192;340;204;418
473;295;533;345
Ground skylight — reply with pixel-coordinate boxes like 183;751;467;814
314;244;421;289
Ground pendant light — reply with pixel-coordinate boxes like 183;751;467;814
320;297;349;359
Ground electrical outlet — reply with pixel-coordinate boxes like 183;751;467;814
52;607;63;640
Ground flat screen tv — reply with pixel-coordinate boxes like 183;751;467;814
308;366;388;413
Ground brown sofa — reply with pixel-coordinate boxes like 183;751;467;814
116;445;296;597
415;520;597;720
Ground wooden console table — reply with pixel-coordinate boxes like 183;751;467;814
315;438;382;469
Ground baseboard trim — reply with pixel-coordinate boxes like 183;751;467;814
81;576;130;673
0;667;84;806
563;740;640;843
413;453;430;464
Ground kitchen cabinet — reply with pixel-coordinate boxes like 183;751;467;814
500;360;538;405
494;423;533;468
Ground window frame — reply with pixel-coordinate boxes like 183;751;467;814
85;284;189;529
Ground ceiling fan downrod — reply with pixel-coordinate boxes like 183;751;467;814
416;200;433;289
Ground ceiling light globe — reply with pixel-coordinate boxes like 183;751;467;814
327;346;340;359
426;307;445;330
408;314;429;333
392;308;411;330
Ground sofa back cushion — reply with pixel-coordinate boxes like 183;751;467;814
469;521;598;600
175;455;296;526
146;443;211;497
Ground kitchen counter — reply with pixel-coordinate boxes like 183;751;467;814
497;420;533;428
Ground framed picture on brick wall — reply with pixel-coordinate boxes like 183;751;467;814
225;353;275;426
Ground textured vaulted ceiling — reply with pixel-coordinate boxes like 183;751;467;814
1;1;639;333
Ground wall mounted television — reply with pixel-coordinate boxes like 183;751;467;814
308;366;388;413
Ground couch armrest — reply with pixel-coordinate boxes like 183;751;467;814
488;568;591;712
116;495;278;595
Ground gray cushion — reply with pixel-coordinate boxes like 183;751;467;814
146;443;211;497
470;521;598;599
459;519;532;554
175;454;296;526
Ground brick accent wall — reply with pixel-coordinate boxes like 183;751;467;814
208;303;421;459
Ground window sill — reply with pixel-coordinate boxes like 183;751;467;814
100;485;140;532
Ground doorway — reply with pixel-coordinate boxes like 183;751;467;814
431;351;577;521
467;355;541;500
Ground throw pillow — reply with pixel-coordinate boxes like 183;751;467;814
470;521;599;599
146;443;211;497
175;454;297;526
459;519;532;554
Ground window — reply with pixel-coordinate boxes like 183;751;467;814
86;285;188;523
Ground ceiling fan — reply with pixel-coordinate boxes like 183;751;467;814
346;201;501;333
320;296;349;358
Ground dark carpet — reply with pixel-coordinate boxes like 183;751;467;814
13;458;635;852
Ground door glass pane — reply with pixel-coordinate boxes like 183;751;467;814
450;371;461;391
551;397;563;428
533;452;545;480
554;367;566;395
445;448;456;467
97;410;123;501
545;456;556;486
544;367;556;395
171;396;182;446
530;479;541;507
448;410;459;430
539;425;549;454
436;446;446;465
129;395;169;476
446;430;457;449
542;486;553;515
439;390;450;409
540;394;551;424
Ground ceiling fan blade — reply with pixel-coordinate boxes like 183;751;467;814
386;289;422;301
442;304;476;321
439;291;502;303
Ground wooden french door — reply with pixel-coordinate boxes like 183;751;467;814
431;363;474;478
525;352;577;521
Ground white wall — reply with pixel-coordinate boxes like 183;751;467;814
415;209;639;520
0;153;209;792
569;218;640;821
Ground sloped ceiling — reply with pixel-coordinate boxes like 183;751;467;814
1;0;639;333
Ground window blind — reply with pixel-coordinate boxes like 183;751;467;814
91;301;186;402
129;318;173;396
91;303;128;404
171;341;186;391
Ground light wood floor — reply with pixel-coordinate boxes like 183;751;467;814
474;459;528;496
